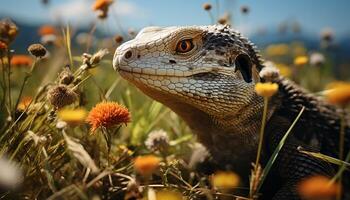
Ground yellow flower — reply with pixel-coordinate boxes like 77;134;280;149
298;176;340;199
275;63;292;77
324;82;350;106
155;190;184;200
58;108;87;125
86;101;131;131
133;155;160;176
255;82;279;98
294;56;308;66
265;44;289;56
211;171;240;189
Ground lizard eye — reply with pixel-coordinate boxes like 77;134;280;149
176;39;194;53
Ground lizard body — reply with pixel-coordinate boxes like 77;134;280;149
112;25;350;199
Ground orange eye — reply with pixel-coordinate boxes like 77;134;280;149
176;39;194;53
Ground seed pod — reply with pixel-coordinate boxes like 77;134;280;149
203;3;212;11
47;85;77;109
28;43;47;58
59;66;74;85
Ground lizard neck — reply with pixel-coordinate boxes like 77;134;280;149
135;81;272;173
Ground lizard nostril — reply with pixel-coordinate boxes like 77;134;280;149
124;50;133;60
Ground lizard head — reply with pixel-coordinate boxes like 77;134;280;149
113;25;264;124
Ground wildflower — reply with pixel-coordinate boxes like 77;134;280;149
255;82;279;98
10;55;33;66
81;49;109;70
217;13;231;25
114;34;123;44
240;5;250;14
265;44;289;56
275;63;292;77
0;41;7;56
297;176;339;199
211;171;240;189
58;66;74;85
92;0;113;19
17;96;32;111
145;129;170;152
294;56;308;66
320;28;334;42
56;120;67;130
156;190;184;200
47;85;77;109
291;42;306;56
0;41;7;50
40;34;57;45
0;18;18;44
86;101;130;131
90;49;109;65
58;108;87;125
134;155;160;176
0;156;23;189
188;143;210;169
38;25;56;36
309;52;325;67
202;3;212;11
324;82;350;106
27;43;47;58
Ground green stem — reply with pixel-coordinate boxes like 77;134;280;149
14;59;37;110
330;150;350;184
332;109;346;200
208;11;215;25
9;135;28;160
256;106;305;193
339;110;345;160
6;50;12;115
254;97;268;170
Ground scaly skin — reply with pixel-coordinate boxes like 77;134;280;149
113;25;350;199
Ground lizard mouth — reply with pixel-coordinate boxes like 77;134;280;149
117;66;236;78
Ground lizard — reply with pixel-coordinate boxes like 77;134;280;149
112;25;350;199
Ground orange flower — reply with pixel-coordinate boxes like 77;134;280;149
92;0;113;11
0;41;7;50
38;25;56;36
11;55;33;66
133;155;160;176
324;82;350;106
17;96;32;111
298;176;340;199
86;101;130;131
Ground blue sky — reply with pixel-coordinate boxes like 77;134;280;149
1;0;349;37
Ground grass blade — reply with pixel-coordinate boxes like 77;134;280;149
298;148;350;170
256;106;305;192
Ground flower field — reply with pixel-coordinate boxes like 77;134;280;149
0;0;349;199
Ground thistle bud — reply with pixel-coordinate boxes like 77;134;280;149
27;43;47;58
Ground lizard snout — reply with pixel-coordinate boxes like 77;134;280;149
112;44;138;72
